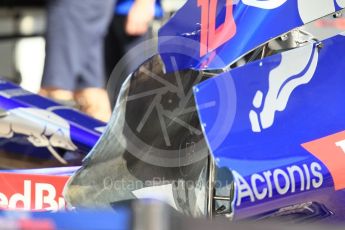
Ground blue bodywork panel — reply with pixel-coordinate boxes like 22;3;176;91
0;80;104;165
3;166;80;176
159;0;345;71
194;33;345;220
0;209;131;230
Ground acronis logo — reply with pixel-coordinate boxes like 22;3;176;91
233;162;323;207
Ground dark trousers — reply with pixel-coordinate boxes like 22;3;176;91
42;0;115;90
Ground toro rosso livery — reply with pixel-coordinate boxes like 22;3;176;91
0;81;104;168
2;0;345;225
195;34;345;220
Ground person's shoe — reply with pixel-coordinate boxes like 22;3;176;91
74;88;112;122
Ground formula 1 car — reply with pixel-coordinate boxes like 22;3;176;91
2;0;345;226
0;81;104;211
0;80;105;168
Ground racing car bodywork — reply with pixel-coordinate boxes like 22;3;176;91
62;0;345;223
195;33;345;221
2;0;345;225
159;0;345;70
0;80;104;168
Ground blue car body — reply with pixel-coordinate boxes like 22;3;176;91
1;0;345;224
158;0;345;222
0;80;104;167
194;34;345;221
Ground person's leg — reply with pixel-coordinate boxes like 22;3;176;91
74;0;114;89
41;0;80;101
71;0;115;122
42;0;115;121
